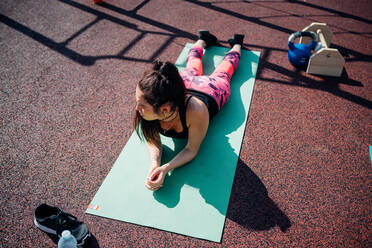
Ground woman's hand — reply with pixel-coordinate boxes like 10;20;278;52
145;166;158;190
145;166;168;191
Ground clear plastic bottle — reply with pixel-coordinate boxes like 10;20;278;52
58;230;78;248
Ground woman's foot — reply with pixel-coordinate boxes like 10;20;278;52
198;30;217;48
228;34;244;47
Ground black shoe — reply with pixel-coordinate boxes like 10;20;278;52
228;34;245;47
198;30;217;48
34;204;91;246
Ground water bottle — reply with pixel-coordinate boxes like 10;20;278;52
58;230;77;248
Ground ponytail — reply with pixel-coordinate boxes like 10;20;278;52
134;60;186;144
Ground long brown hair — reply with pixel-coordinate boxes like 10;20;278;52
134;60;186;144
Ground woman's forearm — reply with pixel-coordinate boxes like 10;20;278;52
147;142;162;168
163;147;198;172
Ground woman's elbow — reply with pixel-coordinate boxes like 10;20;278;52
187;146;199;160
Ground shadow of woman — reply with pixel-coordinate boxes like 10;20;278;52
227;160;291;232
153;139;291;232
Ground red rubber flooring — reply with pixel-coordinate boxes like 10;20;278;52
1;0;371;247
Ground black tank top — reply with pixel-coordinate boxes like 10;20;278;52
159;90;218;139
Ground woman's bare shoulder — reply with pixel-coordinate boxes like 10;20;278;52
185;96;209;124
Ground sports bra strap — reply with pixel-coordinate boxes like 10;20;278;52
185;95;192;106
180;95;192;130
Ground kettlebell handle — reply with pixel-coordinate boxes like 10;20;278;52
288;31;318;51
288;31;318;43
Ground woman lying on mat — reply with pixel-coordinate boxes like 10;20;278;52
134;31;244;191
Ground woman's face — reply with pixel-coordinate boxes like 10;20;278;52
135;86;161;121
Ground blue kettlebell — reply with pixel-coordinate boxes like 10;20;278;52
288;31;318;67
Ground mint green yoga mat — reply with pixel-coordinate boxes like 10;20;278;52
86;43;260;242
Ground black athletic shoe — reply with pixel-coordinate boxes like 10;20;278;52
198;30;217;48
228;34;245;47
34;204;91;246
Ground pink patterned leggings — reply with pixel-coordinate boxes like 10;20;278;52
180;46;240;110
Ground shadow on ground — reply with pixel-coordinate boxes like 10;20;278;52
227;160;291;232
